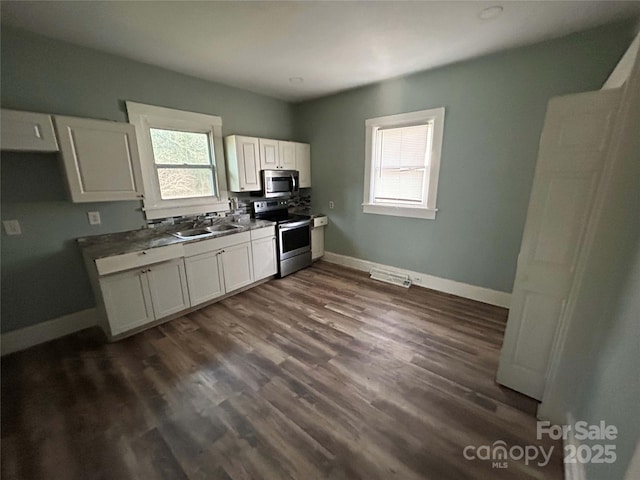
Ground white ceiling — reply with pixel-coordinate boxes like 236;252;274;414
2;1;639;102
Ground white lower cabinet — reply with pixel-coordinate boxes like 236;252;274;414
184;251;225;305
92;229;277;338
145;259;190;318
252;236;278;280
220;242;254;292
100;258;190;336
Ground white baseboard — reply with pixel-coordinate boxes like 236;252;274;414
1;308;98;356
323;251;511;308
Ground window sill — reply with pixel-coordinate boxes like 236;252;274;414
362;203;437;220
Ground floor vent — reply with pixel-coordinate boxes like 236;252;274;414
369;268;412;288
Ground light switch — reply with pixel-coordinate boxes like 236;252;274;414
87;211;101;225
3;220;22;235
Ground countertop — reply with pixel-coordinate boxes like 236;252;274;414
78;219;276;261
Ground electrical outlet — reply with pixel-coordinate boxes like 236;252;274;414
3;220;22;236
413;276;422;284
329;201;335;209
87;211;101;225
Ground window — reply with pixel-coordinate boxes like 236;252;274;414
126;102;229;220
363;107;445;219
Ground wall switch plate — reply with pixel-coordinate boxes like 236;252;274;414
329;201;335;209
3;220;22;235
87;211;101;225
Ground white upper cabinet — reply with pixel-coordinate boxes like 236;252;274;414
225;134;312;189
54;115;144;203
278;141;296;170
225;135;261;192
259;138;280;170
1;109;59;152
295;142;311;188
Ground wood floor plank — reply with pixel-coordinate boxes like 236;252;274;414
1;261;562;479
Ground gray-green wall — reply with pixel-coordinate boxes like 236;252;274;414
1;23;635;334
294;23;635;294
1;26;294;333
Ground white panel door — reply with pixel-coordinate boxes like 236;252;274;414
278;141;296;170
184;251;225;306
295;142;311;187
252;236;277;281
145;258;190;319
1;109;59;152
100;269;154;336
54;115;144;202
497;89;622;399
259;138;280;170
221;242;254;292
237;136;261;191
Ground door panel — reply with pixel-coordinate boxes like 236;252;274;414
146;259;190;319
279;141;296;169
259;138;279;170
221;243;254;292
252;236;277;281
497;88;621;399
238;137;260;191
100;269;154;336
185;251;225;305
55;116;143;202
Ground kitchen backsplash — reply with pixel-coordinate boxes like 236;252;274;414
147;190;312;228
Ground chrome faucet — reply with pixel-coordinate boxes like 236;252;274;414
191;215;207;228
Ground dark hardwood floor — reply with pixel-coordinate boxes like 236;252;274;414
1;261;563;479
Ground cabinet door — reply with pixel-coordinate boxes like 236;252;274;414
259;138;280;170
54;115;144;202
221;242;254;292
184;251;225;306
279;141;296;170
100;269;154;336
146;258;191;319
1;109;59;152
295;142;311;187
311;226;325;260
252;236;277;281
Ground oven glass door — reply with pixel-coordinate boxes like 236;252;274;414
279;222;311;260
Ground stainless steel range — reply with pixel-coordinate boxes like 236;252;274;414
253;200;312;277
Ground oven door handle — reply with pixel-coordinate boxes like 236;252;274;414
279;220;310;231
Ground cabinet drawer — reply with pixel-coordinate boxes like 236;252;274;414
183;231;250;257
313;216;328;227
95;244;184;276
250;226;276;241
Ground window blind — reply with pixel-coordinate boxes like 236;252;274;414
374;123;431;203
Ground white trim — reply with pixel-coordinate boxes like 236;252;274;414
323;251;511;308
363;107;445;220
126;101;229;220
603;32;640;89
362;203;437;219
1;308;98;356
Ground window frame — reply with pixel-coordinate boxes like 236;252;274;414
363;107;445;220
126;101;229;220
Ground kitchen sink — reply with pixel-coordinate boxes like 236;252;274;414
170;223;242;239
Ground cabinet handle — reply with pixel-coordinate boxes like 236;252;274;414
141;269;146;273
137;194;145;198
141;251;147;255
147;268;151;272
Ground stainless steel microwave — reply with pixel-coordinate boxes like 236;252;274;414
261;169;299;198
